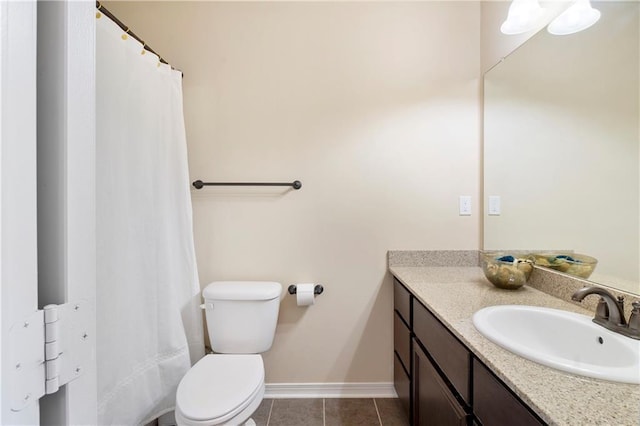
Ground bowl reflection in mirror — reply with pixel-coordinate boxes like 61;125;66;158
531;252;597;279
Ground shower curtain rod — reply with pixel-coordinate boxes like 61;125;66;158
96;1;180;73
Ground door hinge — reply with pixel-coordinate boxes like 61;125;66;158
9;300;92;412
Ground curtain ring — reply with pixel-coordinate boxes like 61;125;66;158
141;43;147;55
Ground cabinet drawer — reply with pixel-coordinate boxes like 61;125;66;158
413;299;470;404
394;352;411;420
394;310;411;373
394;278;411;326
414;343;468;426
473;359;545;426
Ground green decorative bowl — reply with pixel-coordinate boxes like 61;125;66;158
482;253;534;290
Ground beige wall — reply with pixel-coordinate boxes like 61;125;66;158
103;1;481;383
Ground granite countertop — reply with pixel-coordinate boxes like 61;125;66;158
390;265;640;426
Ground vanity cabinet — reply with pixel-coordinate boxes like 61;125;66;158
393;277;546;426
393;280;412;419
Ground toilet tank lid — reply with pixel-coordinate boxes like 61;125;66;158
203;281;282;301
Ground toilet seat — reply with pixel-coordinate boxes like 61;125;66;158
175;354;264;425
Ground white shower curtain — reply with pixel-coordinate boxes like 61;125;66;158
96;14;204;425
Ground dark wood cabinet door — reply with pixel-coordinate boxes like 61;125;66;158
394;352;411;420
413;342;468;426
473;359;546;426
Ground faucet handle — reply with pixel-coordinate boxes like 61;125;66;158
628;302;640;336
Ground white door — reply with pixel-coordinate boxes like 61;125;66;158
0;1;41;424
37;0;97;424
1;0;97;424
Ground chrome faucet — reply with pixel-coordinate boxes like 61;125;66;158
571;286;639;340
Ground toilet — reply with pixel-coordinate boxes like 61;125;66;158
175;281;282;426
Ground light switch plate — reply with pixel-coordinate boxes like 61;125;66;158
459;196;471;216
489;196;501;215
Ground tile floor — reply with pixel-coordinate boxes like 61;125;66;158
250;398;408;426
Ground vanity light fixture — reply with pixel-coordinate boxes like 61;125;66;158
500;0;548;35
547;0;601;35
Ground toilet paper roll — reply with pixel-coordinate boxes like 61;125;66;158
296;283;315;306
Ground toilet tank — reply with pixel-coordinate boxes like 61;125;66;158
203;281;282;354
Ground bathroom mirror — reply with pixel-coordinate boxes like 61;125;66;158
484;1;639;295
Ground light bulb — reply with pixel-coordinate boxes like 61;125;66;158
501;0;547;35
547;0;601;35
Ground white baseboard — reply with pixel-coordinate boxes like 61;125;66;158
264;382;397;399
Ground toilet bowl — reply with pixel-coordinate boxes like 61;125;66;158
174;281;282;426
175;355;265;426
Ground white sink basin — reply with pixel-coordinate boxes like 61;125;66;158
473;305;640;384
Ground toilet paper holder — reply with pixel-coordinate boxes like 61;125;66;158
288;284;324;295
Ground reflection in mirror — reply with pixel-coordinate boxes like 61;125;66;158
484;1;639;295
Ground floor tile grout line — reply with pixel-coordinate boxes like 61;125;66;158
323;398;326;426
265;399;274;426
373;398;383;426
